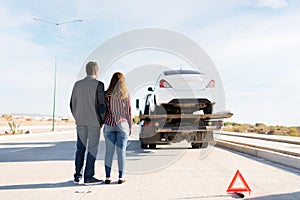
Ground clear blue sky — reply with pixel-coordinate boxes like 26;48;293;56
0;0;299;126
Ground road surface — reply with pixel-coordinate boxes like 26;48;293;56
0;129;299;200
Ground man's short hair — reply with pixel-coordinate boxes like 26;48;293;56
86;61;99;76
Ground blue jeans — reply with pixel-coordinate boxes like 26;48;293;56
74;125;100;180
103;122;129;179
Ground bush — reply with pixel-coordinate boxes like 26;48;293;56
7;120;22;134
288;127;300;137
255;123;266;127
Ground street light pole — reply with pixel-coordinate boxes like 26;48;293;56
33;18;82;131
52;56;57;131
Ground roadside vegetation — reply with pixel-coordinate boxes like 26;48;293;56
1;114;299;137
7;120;22;134
223;122;300;137
0;114;74;136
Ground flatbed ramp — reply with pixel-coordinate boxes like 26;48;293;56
139;112;233;120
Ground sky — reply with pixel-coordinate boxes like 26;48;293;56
0;0;299;126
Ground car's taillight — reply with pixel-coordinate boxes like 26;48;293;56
206;79;215;88
159;79;172;88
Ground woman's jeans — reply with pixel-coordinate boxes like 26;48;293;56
103;122;129;179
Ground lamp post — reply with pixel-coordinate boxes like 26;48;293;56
33;18;82;131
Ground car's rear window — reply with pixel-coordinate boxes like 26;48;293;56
164;70;203;76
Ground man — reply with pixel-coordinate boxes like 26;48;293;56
70;61;105;185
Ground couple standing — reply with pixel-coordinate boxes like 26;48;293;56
70;61;131;185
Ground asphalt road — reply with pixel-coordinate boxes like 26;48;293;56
0;129;299;200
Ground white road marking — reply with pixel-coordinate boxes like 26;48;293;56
10;147;35;153
7;144;54;152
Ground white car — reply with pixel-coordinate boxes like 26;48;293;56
148;69;215;114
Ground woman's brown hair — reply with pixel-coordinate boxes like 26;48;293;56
106;72;129;99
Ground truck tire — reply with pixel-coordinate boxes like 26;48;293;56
203;104;213;114
141;143;148;149
141;142;148;149
140;141;148;149
192;142;208;148
201;142;208;148
191;143;201;149
149;144;157;149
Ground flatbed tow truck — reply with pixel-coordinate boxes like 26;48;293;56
139;112;233;149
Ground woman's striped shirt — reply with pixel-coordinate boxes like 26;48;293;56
104;95;132;128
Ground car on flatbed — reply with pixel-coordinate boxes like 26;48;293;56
148;69;216;115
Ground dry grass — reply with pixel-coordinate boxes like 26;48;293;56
0;114;75;126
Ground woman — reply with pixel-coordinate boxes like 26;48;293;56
103;72;131;184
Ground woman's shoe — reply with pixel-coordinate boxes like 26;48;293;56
118;179;126;184
105;179;112;184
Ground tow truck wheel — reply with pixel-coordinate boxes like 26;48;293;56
149;144;157;149
191;143;201;148
141;142;148;149
201;142;208;148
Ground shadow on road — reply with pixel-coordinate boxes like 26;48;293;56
0;180;78;191
249;191;300;200
173;192;300;199
0;140;152;163
0;141;76;162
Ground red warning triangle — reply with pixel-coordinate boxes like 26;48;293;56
227;170;251;194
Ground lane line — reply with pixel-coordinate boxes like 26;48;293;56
10;147;34;153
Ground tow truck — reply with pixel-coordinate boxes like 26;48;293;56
137;94;233;149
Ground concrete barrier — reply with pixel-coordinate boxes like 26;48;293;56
217;140;300;170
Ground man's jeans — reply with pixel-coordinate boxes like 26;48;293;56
103;122;129;179
74;125;100;180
